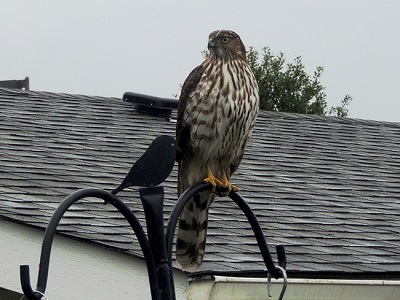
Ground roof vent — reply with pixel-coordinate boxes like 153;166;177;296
123;92;178;118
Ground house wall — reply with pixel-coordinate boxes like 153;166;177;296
0;219;187;300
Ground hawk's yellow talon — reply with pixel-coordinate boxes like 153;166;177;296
230;183;240;192
204;169;223;192
204;170;239;195
220;173;239;193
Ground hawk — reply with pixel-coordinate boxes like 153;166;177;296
176;30;259;270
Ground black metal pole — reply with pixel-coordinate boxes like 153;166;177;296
20;188;160;300
140;187;174;300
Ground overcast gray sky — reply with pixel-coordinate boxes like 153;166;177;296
1;1;399;122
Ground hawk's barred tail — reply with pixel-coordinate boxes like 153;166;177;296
176;191;214;270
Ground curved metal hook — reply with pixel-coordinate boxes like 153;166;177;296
20;265;41;300
267;266;287;300
165;182;286;280
19;188;160;300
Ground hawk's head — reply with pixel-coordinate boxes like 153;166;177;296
208;30;247;61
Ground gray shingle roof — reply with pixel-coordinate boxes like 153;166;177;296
1;88;400;278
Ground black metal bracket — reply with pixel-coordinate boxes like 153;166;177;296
19;188;162;300
166;182;286;280
19;182;286;300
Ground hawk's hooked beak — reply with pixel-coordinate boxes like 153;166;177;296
208;38;215;49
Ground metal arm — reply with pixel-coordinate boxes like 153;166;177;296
165;182;286;280
19;188;160;300
229;190;286;279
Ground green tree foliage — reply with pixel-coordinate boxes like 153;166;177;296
328;94;352;117
247;47;351;117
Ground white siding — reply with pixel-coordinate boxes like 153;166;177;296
0;219;187;300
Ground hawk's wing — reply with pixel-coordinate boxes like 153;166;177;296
176;64;204;163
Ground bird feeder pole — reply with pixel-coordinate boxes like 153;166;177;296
18;136;287;300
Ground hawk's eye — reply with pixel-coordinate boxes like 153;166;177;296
222;37;229;43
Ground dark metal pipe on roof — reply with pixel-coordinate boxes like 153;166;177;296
123;91;178;119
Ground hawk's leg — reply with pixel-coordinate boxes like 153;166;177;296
204;168;224;193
